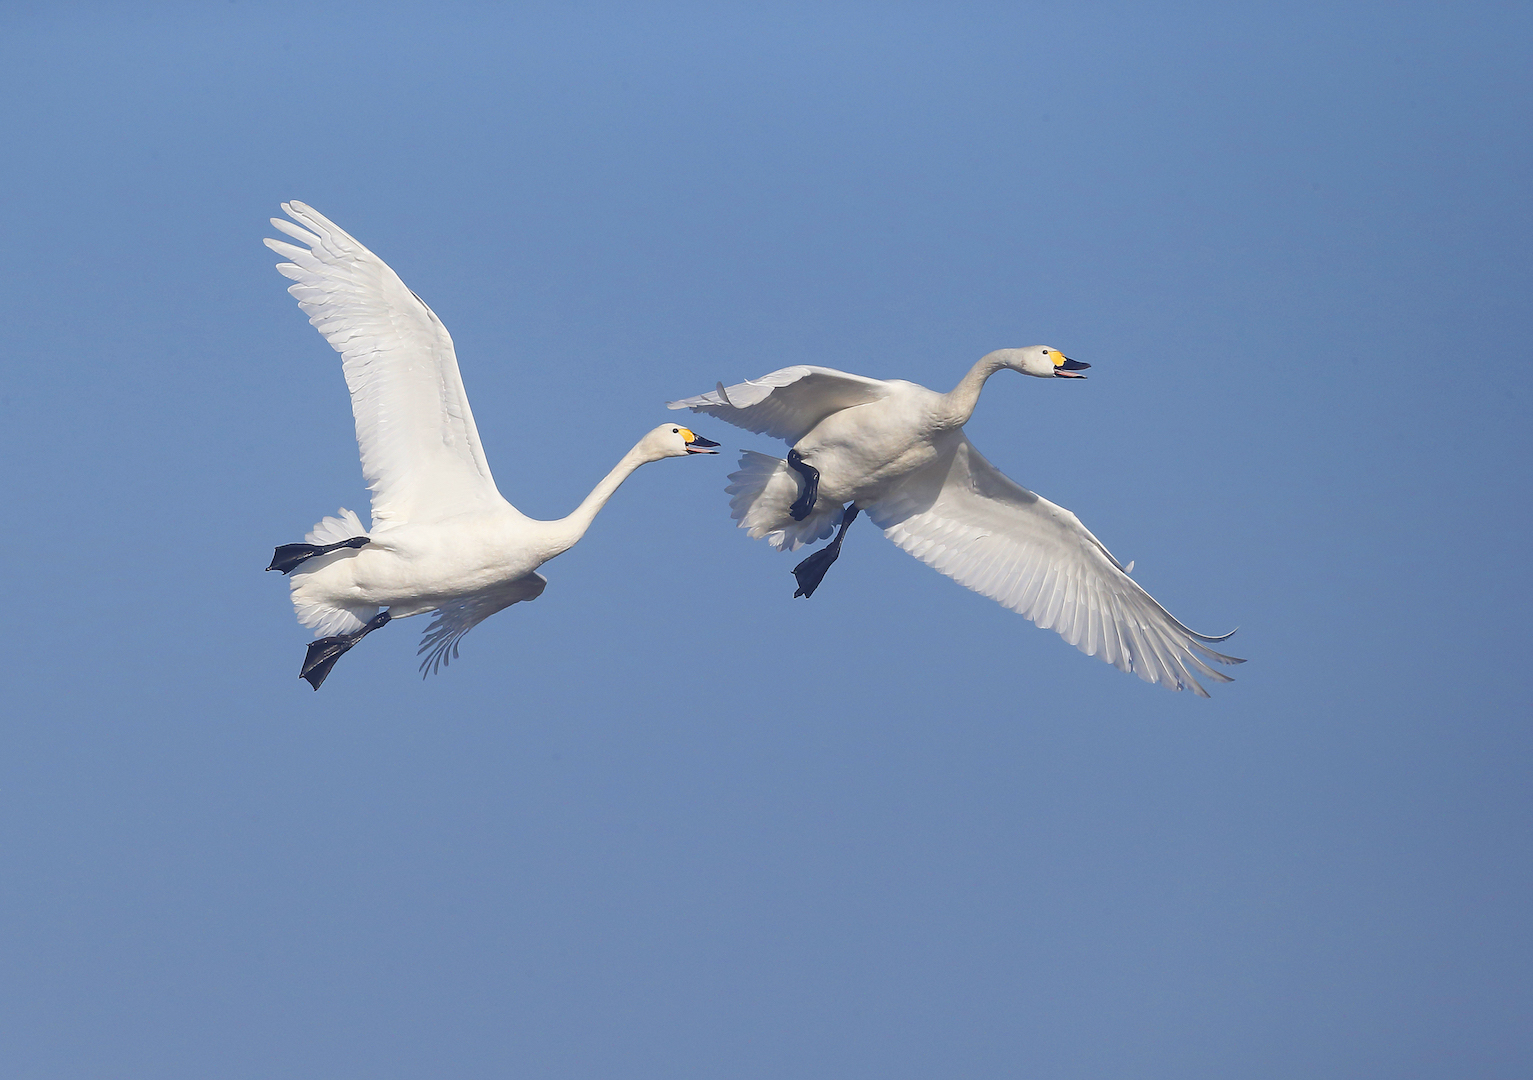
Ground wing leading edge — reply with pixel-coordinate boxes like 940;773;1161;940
668;366;889;445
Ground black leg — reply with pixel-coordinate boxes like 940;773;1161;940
267;536;370;574
785;450;820;522
792;505;860;599
300;610;391;690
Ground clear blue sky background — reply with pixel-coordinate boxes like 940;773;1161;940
1;3;1528;1077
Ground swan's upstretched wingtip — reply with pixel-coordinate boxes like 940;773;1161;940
667;381;733;412
1192;638;1245;667
1186;624;1243;664
1197;626;1245;667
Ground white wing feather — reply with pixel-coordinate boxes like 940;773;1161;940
667;366;889;444
266;201;511;528
417;573;548;676
866;437;1242;696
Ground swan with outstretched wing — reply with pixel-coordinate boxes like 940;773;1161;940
265;202;720;689
669;348;1242;696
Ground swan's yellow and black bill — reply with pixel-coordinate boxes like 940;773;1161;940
1050;351;1090;379
682;429;720;454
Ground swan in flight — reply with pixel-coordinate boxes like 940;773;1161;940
263;202;720;689
668;349;1242;695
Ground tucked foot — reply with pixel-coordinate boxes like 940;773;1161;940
792;505;859;599
786;450;820;522
267;536;370;574
299;610;391;690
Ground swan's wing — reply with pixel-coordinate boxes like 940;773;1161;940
865;437;1243;696
416;573;548;676
667;366;889;445
265;201;511;528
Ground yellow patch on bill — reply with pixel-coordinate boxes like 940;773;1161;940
680;427;697;442
1049;349;1065;367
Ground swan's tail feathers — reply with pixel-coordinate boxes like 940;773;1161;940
275;508;376;634
307;507;369;546
293;593;378;638
724;451;841;552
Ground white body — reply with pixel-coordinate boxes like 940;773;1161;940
670;350;1243;696
787;379;952;504
301;512;559;621
268;202;708;674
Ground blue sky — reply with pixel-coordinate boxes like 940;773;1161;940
1;3;1529;1077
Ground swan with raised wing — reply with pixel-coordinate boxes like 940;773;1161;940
668;349;1241;696
264;202;719;689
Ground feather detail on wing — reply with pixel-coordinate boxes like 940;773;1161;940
667;366;889;445
865;437;1243;696
266;201;511;528
417;573;548;676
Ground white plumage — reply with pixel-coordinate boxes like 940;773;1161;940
268;208;502;528
267;202;718;683
670;349;1242;696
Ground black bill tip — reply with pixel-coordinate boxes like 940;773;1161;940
1054;356;1090;378
685;433;721;453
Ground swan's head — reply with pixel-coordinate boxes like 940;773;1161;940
996;345;1090;379
640;423;721;460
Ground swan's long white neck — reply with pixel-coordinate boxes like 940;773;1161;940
545;442;654;556
938;351;1012;428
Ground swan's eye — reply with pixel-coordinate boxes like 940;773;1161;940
672;427;680;434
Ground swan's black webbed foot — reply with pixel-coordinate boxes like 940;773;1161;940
300;610;391;690
786;450;820;522
267;536;371;574
792;505;860;599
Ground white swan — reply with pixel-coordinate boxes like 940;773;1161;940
668;349;1242;696
264;202;720;689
